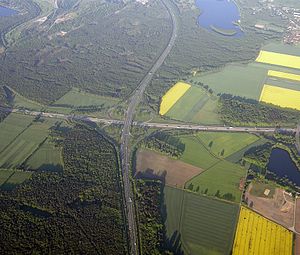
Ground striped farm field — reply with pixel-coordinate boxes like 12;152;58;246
159;82;191;115
256;50;300;69
233;207;293;255
268;70;300;82
164;187;239;255
259;85;300;110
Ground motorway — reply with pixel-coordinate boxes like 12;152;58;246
1;107;296;134
119;0;178;253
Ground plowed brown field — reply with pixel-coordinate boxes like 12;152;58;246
136;149;203;188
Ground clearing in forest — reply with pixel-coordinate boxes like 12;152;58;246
159;82;191;115
259;85;300;110
233;206;293;255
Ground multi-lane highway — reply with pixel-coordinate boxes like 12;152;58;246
1;106;296;134
119;0;178;253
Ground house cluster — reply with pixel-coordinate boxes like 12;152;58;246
284;11;300;45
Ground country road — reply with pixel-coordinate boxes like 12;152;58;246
119;0;178;253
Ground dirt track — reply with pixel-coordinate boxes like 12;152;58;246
136;149;203;188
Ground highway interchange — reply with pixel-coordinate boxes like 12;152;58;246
0;0;296;253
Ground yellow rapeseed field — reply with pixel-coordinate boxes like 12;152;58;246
159;82;191;115
233;207;293;255
268;70;300;82
256;50;300;69
259;85;300;110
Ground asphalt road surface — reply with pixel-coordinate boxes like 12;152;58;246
1;106;296;135
119;0;178;253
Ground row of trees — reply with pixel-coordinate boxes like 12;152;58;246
143;132;185;158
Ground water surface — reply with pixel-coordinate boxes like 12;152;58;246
0;6;18;17
195;0;243;37
267;148;300;187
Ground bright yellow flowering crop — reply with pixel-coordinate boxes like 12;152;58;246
233;207;293;255
268;70;300;82
159;82;191;115
256;50;300;69
259;85;300;110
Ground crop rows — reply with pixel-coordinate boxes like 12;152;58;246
233;207;293;255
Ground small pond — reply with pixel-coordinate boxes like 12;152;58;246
0;6;18;17
267;148;300;187
195;0;243;37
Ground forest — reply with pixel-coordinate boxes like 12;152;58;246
0;125;127;254
219;94;300;126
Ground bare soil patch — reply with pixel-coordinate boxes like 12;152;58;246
296;198;300;232
295;235;300;255
245;184;294;228
135;149;203;188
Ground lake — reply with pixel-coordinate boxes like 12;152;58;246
267;148;300;187
195;0;243;37
0;6;18;17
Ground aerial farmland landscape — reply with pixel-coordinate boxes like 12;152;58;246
0;0;300;254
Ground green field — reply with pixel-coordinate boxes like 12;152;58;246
165;86;221;125
53;88;119;108
262;42;300;56
0;114;35;152
178;134;247;201
13;91;44;111
0;169;32;188
193;64;267;100
225;138;268;163
164;186;239;255
25;139;63;172
180;136;220;169
186;160;246;202
197;132;260;158
191;44;300;100
0;117;58;169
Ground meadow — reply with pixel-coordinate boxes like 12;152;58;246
193;64;267;100
0;169;32;188
179;133;248;201
189;43;300;103
185;160;245;202
233;207;293;255
52;88;119;109
0;113;35;152
196;132;260;158
25;139;63;172
164;186;239;255
0;115;59;169
180;136;220;169
165;85;221;124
